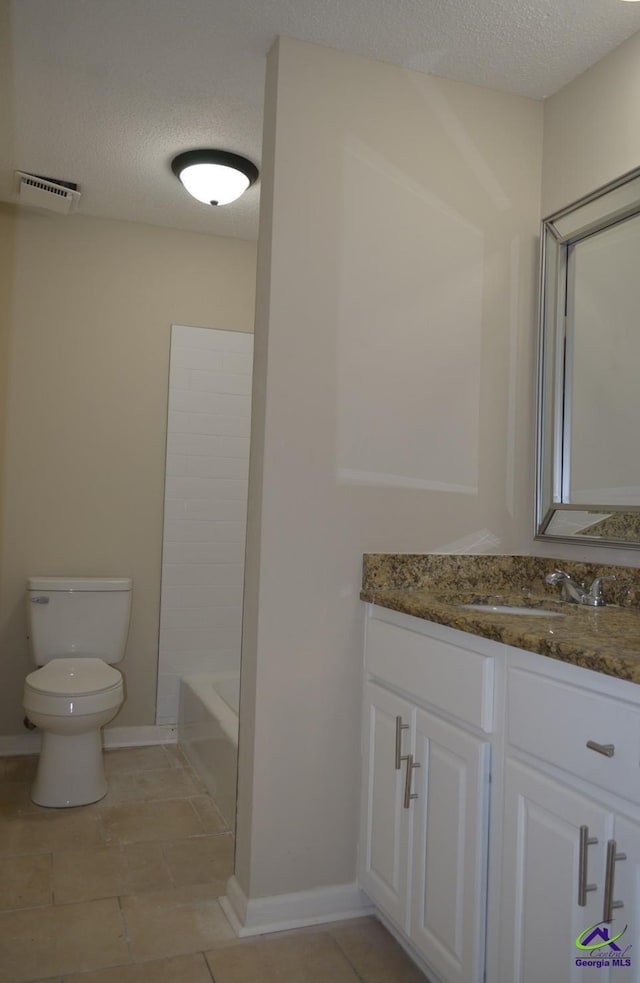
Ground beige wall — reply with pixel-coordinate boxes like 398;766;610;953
237;38;543;900
543;31;640;217
0;207;15;572
0;208;256;735
0;1;15;565
537;27;640;567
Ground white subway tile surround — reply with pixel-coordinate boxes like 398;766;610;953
156;325;253;725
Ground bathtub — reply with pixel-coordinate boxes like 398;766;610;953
178;671;239;831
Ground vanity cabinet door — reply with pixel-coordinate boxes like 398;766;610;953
604;815;640;981
499;758;611;983
360;682;414;932
410;707;490;983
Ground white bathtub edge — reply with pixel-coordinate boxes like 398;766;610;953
181;672;238;745
179;672;238;830
220;875;375;937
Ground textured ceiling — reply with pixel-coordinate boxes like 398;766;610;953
3;0;640;240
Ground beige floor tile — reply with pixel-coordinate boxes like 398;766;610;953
61;952;213;982
186;766;209;794
330;916;430;982
162;832;234;889
205;930;363;983
100;799;204;845
134;767;204;801
122;885;233;961
162;744;191;769
0;853;52;910
97;767;204;808
0;897;130;983
96;772;147;807
190;794;229;834
104;746;172;775
0;781;41;817
52;845;129;904
121;841;174;893
0;808;104;858
0;755;38;783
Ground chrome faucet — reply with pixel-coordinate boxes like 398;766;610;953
545;569;615;607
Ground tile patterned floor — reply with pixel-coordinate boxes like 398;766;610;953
0;745;428;983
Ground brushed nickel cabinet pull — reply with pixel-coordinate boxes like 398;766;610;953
578;825;598;906
403;753;420;809
603;839;626;923
395;716;409;770
586;741;615;758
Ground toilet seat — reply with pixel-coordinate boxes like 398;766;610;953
24;658;123;718
25;657;122;696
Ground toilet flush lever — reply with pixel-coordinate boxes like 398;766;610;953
30;596;49;604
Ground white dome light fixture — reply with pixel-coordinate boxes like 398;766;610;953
171;150;259;206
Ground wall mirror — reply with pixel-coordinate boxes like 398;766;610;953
536;165;640;547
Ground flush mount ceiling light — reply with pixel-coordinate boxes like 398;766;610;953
171;150;258;206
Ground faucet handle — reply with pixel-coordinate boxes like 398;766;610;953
545;568;569;585
588;574;616;604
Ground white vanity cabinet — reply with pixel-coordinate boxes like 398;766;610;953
360;681;414;931
409;706;491;983
499;759;612;982
498;653;640;983
360;608;495;983
360;603;640;983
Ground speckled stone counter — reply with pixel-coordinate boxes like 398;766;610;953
360;554;640;684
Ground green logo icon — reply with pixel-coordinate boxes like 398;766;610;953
576;922;627;952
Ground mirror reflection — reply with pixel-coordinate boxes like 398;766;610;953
568;212;640;505
536;166;640;546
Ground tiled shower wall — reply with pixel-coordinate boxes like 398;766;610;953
156;325;253;725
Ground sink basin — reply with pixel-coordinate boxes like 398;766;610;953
460;604;563;617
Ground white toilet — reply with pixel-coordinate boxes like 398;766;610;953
23;576;132;808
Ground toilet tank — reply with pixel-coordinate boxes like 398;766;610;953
26;577;132;665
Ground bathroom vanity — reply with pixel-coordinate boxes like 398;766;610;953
359;554;640;983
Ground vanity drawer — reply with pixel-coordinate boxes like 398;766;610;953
507;666;640;803
366;614;494;732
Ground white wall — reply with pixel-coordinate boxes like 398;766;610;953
236;38;543;902
157;324;252;724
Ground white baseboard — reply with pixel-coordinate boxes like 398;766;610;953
220;875;374;938
104;725;178;748
0;724;177;756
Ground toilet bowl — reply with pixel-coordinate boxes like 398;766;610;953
24;576;131;808
24;658;124;807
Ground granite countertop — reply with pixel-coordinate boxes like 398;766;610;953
361;554;640;684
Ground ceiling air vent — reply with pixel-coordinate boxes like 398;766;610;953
14;171;81;215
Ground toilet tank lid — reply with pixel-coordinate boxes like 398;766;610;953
27;577;132;592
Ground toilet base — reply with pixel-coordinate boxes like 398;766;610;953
31;729;108;808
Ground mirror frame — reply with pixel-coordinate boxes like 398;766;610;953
535;164;640;548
